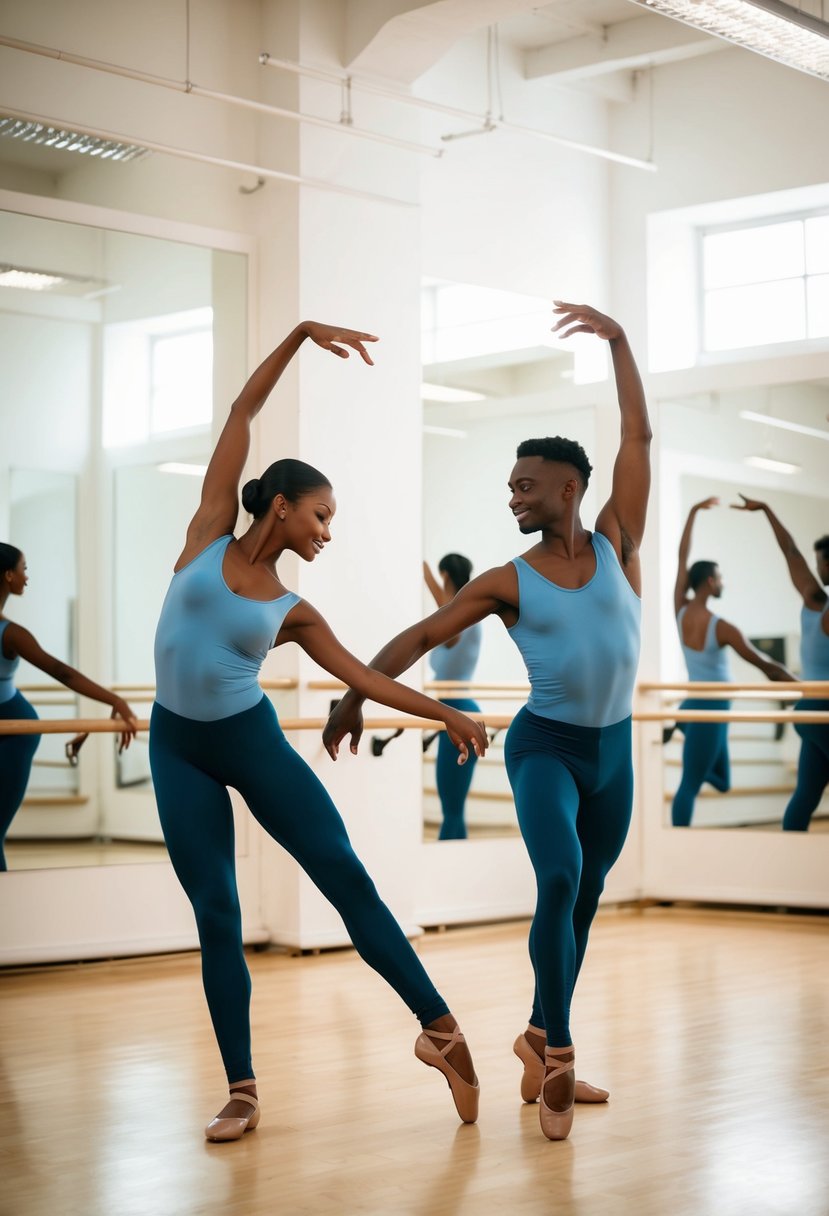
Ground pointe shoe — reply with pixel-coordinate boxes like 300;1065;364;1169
513;1033;609;1104
204;1090;260;1142
540;1047;575;1142
414;1025;479;1124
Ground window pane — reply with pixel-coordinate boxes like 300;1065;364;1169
703;222;804;289
805;216;829;274
151;330;213;433
704;279;806;350
807;274;829;339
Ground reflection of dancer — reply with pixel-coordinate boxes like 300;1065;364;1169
149;322;486;1142
326;302;647;1141
0;543;137;871
735;497;829;831
424;555;482;840
671;500;793;828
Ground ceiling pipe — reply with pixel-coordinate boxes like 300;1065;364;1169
259;52;657;172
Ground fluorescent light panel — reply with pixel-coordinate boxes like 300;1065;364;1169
0;268;65;291
421;382;486;403
739;408;829;442
422;425;468;439
744;454;801;474
0;115;149;161
631;0;829;80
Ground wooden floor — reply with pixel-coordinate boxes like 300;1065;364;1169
1;908;827;1216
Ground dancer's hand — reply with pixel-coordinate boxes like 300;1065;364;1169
731;493;767;512
111;698;139;752
551;301;623;342
694;496;719;511
301;322;379;365
444;708;488;766
323;696;365;759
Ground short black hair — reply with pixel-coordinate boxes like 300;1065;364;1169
0;543;23;577
515;436;593;488
814;535;829;559
438;553;473;592
689;560;718;591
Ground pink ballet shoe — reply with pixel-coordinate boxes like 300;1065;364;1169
540;1047;575;1142
513;1032;609;1104
204;1090;260;1142
415;1025;479;1123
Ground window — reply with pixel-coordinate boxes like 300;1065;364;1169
150;328;213;434
701;214;829;352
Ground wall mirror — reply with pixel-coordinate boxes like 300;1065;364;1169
657;381;829;832
0;203;250;869
420;278;603;841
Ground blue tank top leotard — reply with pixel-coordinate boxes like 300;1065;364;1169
677;607;730;683
0;619;21;704
507;530;641;728
800;603;829;681
429;623;482;684
785;603;829;831
153;534;300;721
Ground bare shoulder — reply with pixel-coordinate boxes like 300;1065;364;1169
468;562;519;609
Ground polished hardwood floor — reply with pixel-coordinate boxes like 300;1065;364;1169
1;907;827;1216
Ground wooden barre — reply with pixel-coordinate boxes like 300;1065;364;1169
639;681;829;694
2;709;829;737
16;678;298;695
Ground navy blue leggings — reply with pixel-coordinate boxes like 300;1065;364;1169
435;697;480;840
783;701;829;831
0;692;40;872
504;708;633;1047
149;697;449;1082
671;698;731;828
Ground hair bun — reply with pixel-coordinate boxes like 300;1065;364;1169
241;478;261;515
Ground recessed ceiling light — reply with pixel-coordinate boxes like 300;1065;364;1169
744;454;801;474
0;115;149;161
0;268;66;291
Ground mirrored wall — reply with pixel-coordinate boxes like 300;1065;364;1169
0;206;248;869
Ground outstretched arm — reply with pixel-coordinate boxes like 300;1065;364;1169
279;602;488;764
715;620;796;682
177;322;378;566
674;498;719;615
554;303;652;591
732;495;826;610
321;566;513;757
4;624;138;750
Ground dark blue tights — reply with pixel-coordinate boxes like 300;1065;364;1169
783;702;829;831
435;697;480;840
0;693;40;872
671;698;731;828
149;697;449;1082
505;708;633;1047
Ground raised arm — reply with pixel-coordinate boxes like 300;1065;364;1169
732;495;827;610
4;623;138;750
674;498;719;615
715;620;796;682
423;561;449;608
321;565;513;758
552;304;651;577
177;322;378;566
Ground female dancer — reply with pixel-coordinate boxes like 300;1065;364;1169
423;554;482;839
734;497;829;829
0;543;137;870
325;302;649;1141
149;321;486;1142
671;498;793;827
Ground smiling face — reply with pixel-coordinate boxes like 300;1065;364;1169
279;486;336;562
508;456;583;534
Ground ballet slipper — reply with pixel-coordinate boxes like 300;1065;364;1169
514;1031;609;1104
414;1025;479;1123
540;1047;575;1142
204;1090;260;1142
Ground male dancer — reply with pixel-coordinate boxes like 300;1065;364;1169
324;301;649;1140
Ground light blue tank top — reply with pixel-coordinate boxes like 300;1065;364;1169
800;603;829;680
507;531;641;728
154;535;300;722
0;620;20;704
429;624;482;683
677;607;730;682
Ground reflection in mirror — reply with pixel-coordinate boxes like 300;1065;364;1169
0;206;248;867
421;279;593;840
659;384;829;831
